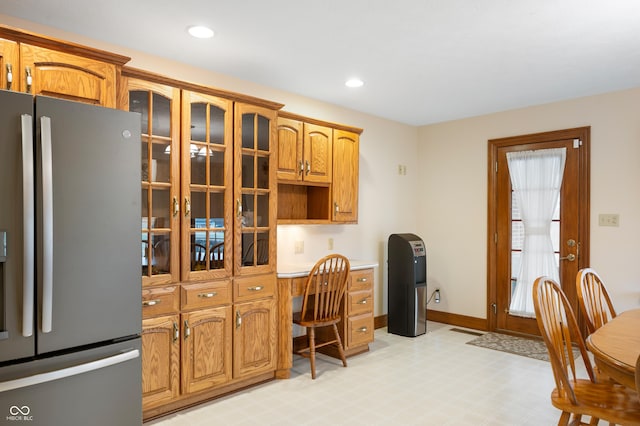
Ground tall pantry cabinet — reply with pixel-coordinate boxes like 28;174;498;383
121;68;281;419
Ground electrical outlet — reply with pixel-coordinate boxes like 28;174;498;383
328;238;334;250
294;241;304;254
598;213;620;227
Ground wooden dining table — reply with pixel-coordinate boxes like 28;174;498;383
586;308;640;390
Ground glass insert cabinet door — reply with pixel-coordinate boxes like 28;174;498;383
181;91;233;281
129;81;181;287
234;103;277;275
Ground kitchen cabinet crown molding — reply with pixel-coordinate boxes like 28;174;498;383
0;24;131;66
278;110;363;135
122;66;285;111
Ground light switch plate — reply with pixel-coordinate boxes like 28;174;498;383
598;213;619;227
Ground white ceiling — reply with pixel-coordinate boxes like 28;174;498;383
2;0;640;126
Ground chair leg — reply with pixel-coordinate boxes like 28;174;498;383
557;411;570;426
332;323;347;368
308;327;316;379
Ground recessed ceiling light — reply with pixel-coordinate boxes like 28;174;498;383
188;25;214;39
345;78;364;88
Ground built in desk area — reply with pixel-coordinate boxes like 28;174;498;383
276;260;378;378
586;308;640;391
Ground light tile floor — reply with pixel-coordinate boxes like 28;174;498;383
146;322;594;425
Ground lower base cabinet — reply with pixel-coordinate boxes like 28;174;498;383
141;274;277;420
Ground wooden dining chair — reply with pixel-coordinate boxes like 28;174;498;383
576;268;617;335
293;254;350;379
533;276;640;425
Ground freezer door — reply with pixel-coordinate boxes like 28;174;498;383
35;96;141;354
0;90;36;363
0;338;142;426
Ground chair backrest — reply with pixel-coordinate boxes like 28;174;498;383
532;276;596;404
299;254;351;323
576;268;617;334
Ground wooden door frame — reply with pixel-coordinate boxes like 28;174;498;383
487;127;590;332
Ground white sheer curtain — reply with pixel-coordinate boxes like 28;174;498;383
507;148;566;318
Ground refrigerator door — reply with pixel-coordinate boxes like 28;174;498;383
0;338;142;426
0;90;36;363
35;96;141;354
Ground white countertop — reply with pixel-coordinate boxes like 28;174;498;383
277;259;378;278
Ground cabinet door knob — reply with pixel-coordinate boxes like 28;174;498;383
25;67;33;93
198;292;217;298
6;64;12;90
142;299;161;307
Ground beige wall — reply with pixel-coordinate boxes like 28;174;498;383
417;88;640;319
5;14;638;322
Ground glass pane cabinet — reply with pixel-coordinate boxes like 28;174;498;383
181;91;233;281
129;81;181;287
234;104;277;275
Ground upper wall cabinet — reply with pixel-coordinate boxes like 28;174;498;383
0;25;130;108
332;129;359;223
277;117;332;184
277;112;362;224
0;38;18;91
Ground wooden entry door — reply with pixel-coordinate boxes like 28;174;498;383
488;127;590;336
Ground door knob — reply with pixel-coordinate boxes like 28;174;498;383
559;253;576;262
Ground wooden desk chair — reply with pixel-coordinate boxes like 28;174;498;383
576;268;617;334
293;254;350;379
533;276;640;425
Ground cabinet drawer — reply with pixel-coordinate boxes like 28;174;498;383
142;286;179;318
348;290;373;316
347;314;374;348
234;274;276;302
350;268;373;291
181;280;231;310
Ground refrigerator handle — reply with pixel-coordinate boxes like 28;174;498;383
40;116;54;333
0;349;140;392
20;114;35;338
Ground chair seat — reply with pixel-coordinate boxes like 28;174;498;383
293;311;342;328
551;379;640;424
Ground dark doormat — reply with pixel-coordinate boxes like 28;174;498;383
466;332;575;362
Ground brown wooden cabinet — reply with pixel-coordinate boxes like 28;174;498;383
124;68;282;420
332;129;360;223
233;276;277;378
316;268;374;357
277;112;362;224
0;38;18;91
141;314;180;409
277;117;332;184
0;26;128;107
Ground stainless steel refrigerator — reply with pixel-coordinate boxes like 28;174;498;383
0;91;142;426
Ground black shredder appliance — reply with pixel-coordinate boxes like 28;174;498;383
387;233;427;337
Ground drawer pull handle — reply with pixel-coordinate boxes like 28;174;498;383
142;299;161;307
248;286;263;292
198;292;217;298
357;327;368;333
357;277;368;282
357;299;368;305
